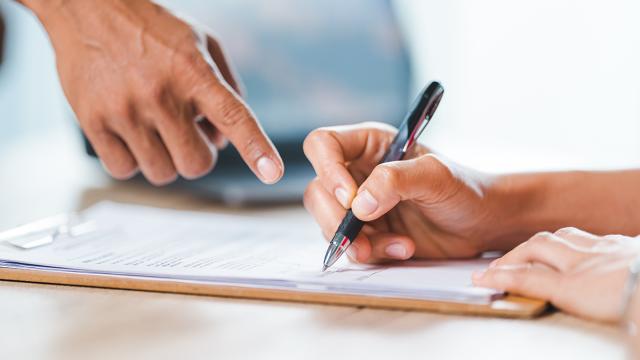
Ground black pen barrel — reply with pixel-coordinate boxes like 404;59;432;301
336;210;364;242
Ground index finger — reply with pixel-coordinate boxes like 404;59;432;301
302;122;397;208
194;81;283;184
473;264;560;302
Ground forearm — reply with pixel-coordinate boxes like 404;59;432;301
492;170;640;249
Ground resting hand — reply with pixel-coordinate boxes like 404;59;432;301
303;122;514;263
473;227;640;322
20;0;283;185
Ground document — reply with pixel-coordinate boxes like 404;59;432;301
0;202;501;304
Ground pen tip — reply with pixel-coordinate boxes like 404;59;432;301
322;265;328;272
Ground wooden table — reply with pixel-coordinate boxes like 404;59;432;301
0;131;628;359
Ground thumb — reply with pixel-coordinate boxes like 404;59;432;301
351;154;455;221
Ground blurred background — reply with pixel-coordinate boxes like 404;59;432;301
1;0;640;207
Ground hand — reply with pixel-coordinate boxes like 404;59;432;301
303;122;514;263
473;227;640;322
22;0;283;185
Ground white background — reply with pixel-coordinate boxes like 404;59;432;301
396;0;640;172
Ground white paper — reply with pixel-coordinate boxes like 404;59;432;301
0;202;501;303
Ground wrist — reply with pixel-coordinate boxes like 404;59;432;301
16;0;66;27
18;0;106;38
483;172;552;251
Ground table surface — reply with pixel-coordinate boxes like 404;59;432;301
0;132;629;360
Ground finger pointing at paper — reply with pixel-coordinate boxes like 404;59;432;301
19;0;283;185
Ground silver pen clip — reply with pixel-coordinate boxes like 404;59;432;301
0;213;97;250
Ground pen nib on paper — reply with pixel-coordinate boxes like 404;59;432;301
321;265;328;272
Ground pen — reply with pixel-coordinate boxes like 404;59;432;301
321;81;444;271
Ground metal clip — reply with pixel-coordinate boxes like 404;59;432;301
0;213;97;250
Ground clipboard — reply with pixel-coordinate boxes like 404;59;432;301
0;207;548;318
0;267;548;318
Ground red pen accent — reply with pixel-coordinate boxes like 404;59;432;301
403;109;430;152
339;235;349;249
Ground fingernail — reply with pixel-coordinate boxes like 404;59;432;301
335;187;350;208
472;270;486;280
352;190;378;216
385;243;408;259
257;156;280;184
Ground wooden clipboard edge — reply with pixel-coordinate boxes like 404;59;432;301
0;267;548;318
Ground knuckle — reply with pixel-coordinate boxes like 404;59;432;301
236;136;260;161
104;157;138;180
72;103;92;123
89;133;137;180
170;124;195;148
530;231;554;244
141;81;167;104
176;49;207;71
374;163;401;188
136;155;178;186
417;155;454;192
304;128;327;148
302;178;320;210
179;151;214;179
109;100;133;121
107;111;138;133
421;154;451;177
303;129;333;157
174;49;216;87
303;178;330;213
601;234;627;244
105;162;138;180
554;227;578;237
302;190;312;212
146;170;178;186
80;116;107;135
215;96;251;128
534;230;554;239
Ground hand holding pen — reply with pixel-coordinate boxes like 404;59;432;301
318;82;444;270
303;82;512;268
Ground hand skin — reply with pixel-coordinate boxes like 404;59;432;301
473;228;640;322
472;228;640;354
302;122;640;263
17;0;283;185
